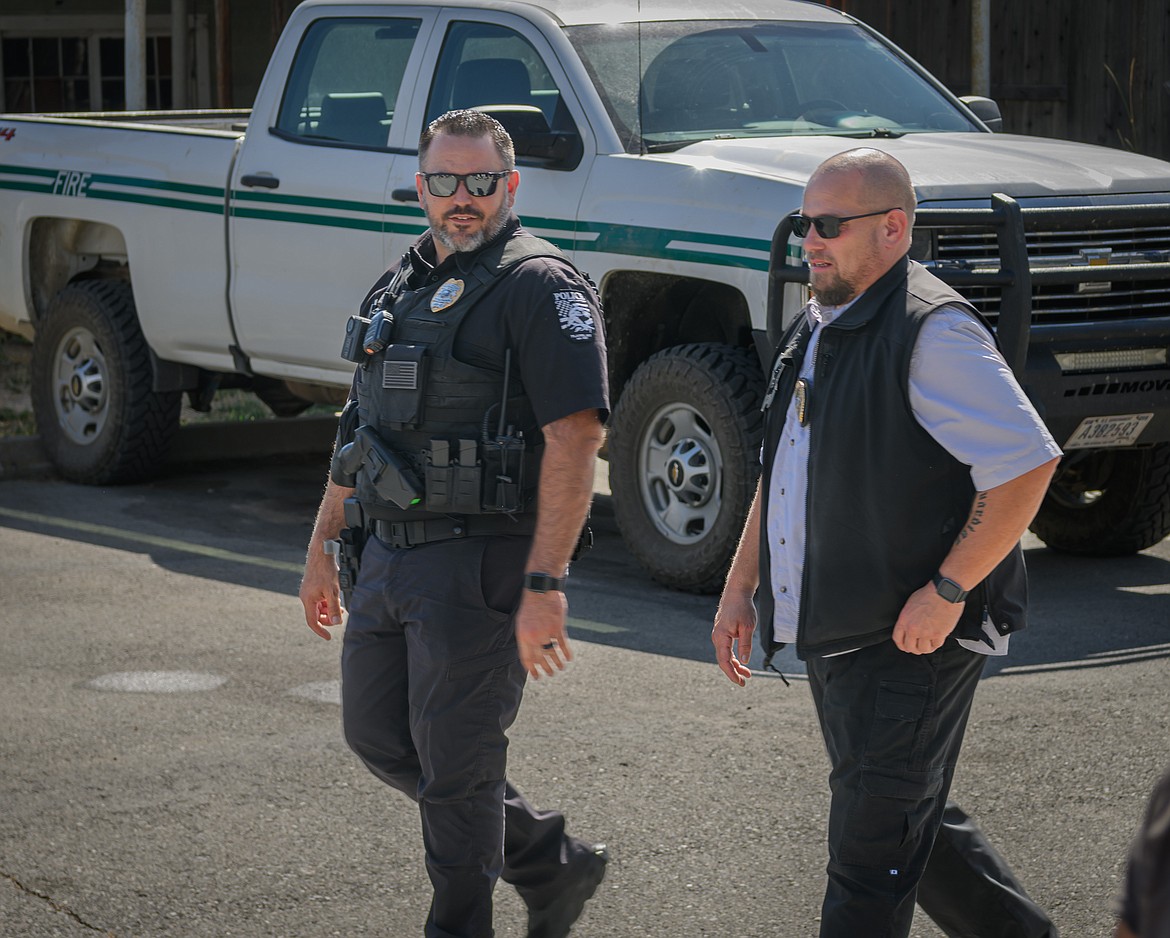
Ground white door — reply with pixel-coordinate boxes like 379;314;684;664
228;12;433;388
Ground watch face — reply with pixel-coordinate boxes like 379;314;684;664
934;576;966;603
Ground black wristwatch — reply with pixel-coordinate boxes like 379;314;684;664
523;572;566;593
932;573;969;604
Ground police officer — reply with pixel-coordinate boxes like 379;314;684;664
299;110;609;938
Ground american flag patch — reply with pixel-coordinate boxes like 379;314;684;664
383;361;418;389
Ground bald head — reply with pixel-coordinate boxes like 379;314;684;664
810;148;916;227
799;148;916;305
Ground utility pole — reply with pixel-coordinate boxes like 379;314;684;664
971;0;991;97
215;0;233;108
172;0;188;110
124;0;147;110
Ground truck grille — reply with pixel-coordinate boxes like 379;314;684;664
932;226;1170;325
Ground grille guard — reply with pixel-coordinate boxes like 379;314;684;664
767;195;1170;446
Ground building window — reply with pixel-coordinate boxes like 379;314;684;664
0;15;209;113
97;36;173;110
2;36;91;111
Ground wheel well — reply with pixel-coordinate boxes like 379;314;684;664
600;270;753;399
27;217;128;326
25;217;203;392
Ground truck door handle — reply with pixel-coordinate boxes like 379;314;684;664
391;188;419;202
240;174;280;189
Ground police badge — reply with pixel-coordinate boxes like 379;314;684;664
795;378;810;427
430;278;464;312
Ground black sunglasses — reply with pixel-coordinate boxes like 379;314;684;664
419;171;510;198
788;207;900;239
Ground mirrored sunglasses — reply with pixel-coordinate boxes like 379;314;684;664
419;171;510;198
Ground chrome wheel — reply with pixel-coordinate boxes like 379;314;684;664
609;343;763;593
51;325;110;445
637;402;722;545
31;280;180;483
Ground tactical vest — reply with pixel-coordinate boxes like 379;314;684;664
757;257;1028;661
346;231;571;524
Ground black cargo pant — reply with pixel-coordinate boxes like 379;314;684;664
341;533;575;938
806;638;1058;938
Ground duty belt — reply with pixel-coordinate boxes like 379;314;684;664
371;514;535;548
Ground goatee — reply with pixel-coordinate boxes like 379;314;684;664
433;198;512;254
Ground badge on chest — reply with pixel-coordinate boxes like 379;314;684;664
795;378;810;427
430;278;464;312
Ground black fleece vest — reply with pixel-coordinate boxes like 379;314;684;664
758;257;1027;661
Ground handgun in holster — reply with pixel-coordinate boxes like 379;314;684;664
334;497;367;610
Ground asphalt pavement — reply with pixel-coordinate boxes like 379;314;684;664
1;439;1168;937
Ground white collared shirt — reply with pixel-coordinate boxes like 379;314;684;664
767;299;1063;656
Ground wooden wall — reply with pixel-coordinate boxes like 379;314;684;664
834;0;1170;162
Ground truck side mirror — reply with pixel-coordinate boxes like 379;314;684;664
959;95;1003;132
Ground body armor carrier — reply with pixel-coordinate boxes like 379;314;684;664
333;232;571;526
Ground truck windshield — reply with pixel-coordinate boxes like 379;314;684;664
564;20;979;153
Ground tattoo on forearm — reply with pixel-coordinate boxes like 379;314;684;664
957;492;989;541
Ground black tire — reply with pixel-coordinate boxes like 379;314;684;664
609;343;764;593
1029;443;1170;555
31;280;181;484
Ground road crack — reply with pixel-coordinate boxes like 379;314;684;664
2;869;116;935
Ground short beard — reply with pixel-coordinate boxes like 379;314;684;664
809;227;882;307
810;273;856;307
432;196;512;254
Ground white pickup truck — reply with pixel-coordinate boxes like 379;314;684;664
4;0;1170;591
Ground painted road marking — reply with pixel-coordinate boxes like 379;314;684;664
86;671;227;693
566;616;626;634
288;681;341;704
0;506;303;573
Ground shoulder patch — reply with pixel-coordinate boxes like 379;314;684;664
554;290;596;342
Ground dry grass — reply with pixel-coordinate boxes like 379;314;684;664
0;333;35;437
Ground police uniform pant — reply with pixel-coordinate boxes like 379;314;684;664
341;533;577;938
807;637;1058;938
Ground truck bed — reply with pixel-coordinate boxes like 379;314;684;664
0;114;243;365
9;109;251;134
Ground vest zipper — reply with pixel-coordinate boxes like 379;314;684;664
796;327;828;657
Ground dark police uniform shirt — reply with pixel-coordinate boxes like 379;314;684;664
352;215;609;430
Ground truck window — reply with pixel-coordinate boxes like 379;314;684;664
425;21;577;142
565;20;977;153
275;18;421;148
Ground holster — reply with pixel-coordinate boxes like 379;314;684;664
336;497;367;608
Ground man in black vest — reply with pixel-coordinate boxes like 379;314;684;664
299;110;608;938
713;149;1063;937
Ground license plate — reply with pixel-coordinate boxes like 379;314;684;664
1063;413;1153;449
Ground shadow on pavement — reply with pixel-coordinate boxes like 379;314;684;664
1;452;1167;679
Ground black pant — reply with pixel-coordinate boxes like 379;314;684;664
920;803;1060;938
806;638;1058;938
341;534;576;938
